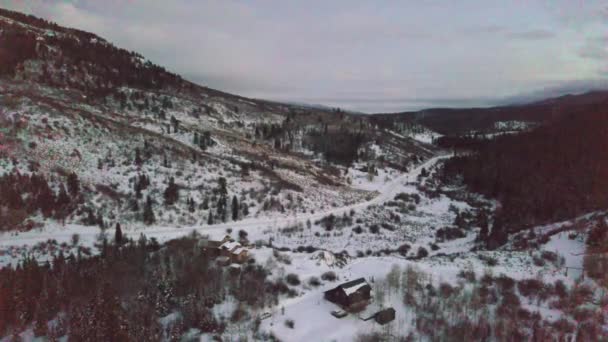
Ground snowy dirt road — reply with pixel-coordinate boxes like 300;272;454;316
0;154;450;249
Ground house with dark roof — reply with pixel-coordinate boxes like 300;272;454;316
324;278;371;308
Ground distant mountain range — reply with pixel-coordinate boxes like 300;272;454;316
370;90;608;135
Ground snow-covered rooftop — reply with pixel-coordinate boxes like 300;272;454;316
340;278;369;296
232;247;246;255
220;241;241;252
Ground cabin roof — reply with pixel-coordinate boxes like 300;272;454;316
343;280;369;296
340;278;367;290
327;278;370;296
220;241;241;251
232;246;246;255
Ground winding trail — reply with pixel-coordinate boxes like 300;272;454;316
0;154;450;248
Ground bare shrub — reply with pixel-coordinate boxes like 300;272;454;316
286;273;300;286
321;271;337;281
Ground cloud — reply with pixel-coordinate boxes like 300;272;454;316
547;0;608;28
579;36;608;60
1;0;607;112
507;29;555;40
462;25;555;40
465;25;507;34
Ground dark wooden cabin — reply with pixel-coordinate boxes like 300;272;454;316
324;278;371;308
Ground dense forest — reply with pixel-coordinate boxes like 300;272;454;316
0;234;279;340
306;129;367;165
0;172;81;231
441;111;608;247
0;26;37;76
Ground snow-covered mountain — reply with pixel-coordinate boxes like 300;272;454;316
1;7;606;342
0;8;437;233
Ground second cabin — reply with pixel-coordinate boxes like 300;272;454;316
200;235;249;265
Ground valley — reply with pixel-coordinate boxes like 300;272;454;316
0;6;607;342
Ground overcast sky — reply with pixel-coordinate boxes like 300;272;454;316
3;0;608;112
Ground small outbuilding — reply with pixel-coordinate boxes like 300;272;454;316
324;278;372;309
374;308;395;325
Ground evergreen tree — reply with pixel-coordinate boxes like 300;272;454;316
193;132;199;145
216;177;228;222
232;195;239;221
170;116;179;133
86;208;96;226
36;178;56;218
56;184;70;209
207;211;213;225
131;199;139;212
143;196;155;225
97;212;104;229
67;172;80;198
134;147;143;166
54;189;70;222
33;302;48;337
163;177;179;206
188;198;195;213
114;222;123;245
476;211;489;242
134;181;142;199
0;281;14;334
478;222;489;243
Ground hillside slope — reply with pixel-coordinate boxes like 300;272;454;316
0;7;435;232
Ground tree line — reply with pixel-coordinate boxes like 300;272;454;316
0;172;81;231
441;112;608;248
0;233;280;340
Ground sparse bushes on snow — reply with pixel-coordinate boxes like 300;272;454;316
295;245;317;253
369;224;380;234
321;271;337;281
286;273;301;286
397;244;410;256
416;247;429;259
457;269;476;283
517;279;545;299
273;250;292;265
478;254;498;266
435;226;466;242
308;277;321;287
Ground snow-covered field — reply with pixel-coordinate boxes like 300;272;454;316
252;233;591;341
